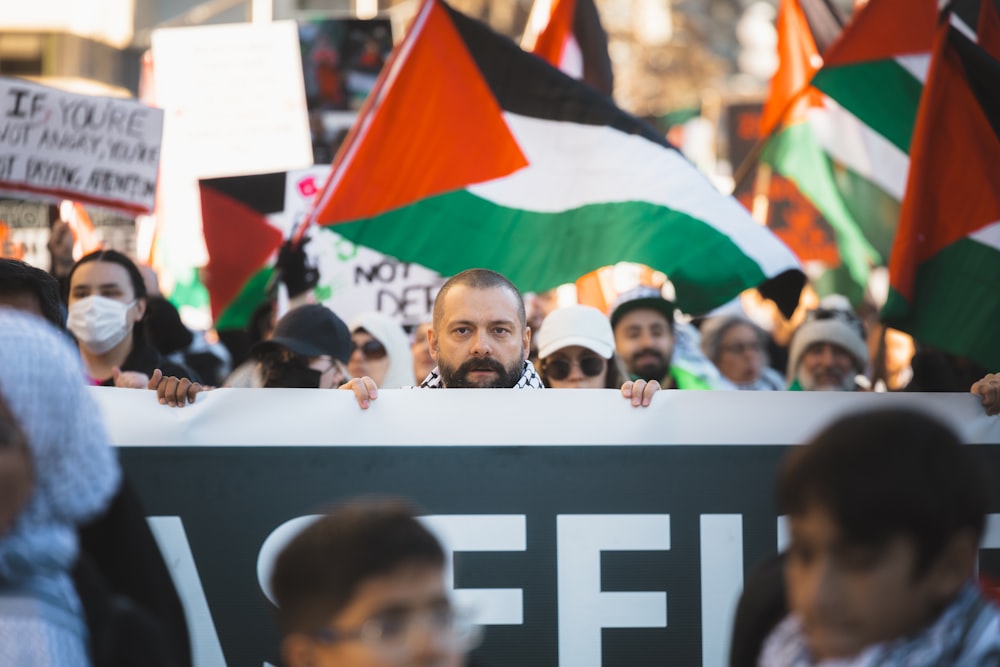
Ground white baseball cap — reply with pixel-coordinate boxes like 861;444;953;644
537;305;615;360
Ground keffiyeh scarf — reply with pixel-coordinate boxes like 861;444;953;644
419;360;545;389
758;583;1000;667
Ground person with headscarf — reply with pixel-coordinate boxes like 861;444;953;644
348;311;416;389
0;308;120;665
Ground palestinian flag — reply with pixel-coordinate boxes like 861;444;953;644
882;19;1000;370
308;0;804;317
200;173;285;330
760;0;901;301
521;0;614;96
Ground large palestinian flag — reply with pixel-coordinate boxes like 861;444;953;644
199;173;285;330
882;18;1000;370
308;0;804;317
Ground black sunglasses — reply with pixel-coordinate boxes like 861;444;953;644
542;355;605;380
352;339;387;360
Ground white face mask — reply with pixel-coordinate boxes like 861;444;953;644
67;295;135;355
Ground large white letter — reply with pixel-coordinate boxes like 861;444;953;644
700;514;744;667
419;515;526;625
147;516;228;667
557;514;670;667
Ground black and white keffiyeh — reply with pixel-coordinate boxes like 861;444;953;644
419;360;545;389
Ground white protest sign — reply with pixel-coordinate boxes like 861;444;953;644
151;20;313;271
0;77;163;214
284;166;446;327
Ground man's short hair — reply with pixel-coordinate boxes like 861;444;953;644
777;408;989;576
0;258;63;328
270;498;445;635
432;269;526;329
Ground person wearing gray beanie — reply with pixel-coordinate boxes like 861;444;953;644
786;304;869;391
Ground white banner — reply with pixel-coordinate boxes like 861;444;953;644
92;389;1000;667
0;77;163;213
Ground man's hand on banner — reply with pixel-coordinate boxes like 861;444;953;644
972;372;1000;416
620;379;661;407
148;368;208;408
340;376;379;410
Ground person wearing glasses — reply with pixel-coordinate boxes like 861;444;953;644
251;304;352;389
270;497;481;667
348;312;416;389
536;305;629;389
700;314;784;390
785;297;869;392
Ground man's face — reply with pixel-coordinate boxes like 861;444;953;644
428;285;529;388
613;309;673;382
283;564;465;667
798;341;856;391
785;506;949;661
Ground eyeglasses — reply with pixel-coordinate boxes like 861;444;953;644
542;355;606;380
313;606;482;654
352;339;388;360
720;341;764;355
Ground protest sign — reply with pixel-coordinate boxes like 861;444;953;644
0;77;163;214
150;20;313;286
95;388;1000;667
286;166;446;326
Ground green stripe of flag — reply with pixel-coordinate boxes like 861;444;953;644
812;59;923;153
215;266;275;331
332;189;774;315
883;237;1000;369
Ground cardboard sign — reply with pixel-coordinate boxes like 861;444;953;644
94;388;1000;667
0;78;163;214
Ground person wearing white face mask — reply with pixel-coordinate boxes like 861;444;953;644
66;250;198;386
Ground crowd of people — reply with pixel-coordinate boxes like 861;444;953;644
1;246;999;666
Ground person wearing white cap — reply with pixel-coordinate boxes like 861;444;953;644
537;305;660;406
537;305;629;389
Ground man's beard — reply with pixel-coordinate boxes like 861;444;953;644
629;348;669;382
438;355;524;388
797;366;856;391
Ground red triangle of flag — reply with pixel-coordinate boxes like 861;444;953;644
200;184;283;321
889;23;1000;301
979;0;1000;60
760;0;826;137
822;0;936;68
532;0;577;66
312;0;528;227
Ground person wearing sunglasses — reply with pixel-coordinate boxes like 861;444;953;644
271;497;481;667
348;312;416;389
536;305;630;389
252;304;352;389
786;298;869;392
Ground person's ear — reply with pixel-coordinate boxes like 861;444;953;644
523;325;531;361
132;296;147;323
925;529;978;602
427;326;440;362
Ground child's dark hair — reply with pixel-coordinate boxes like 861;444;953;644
270;497;444;635
777;408;989;577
